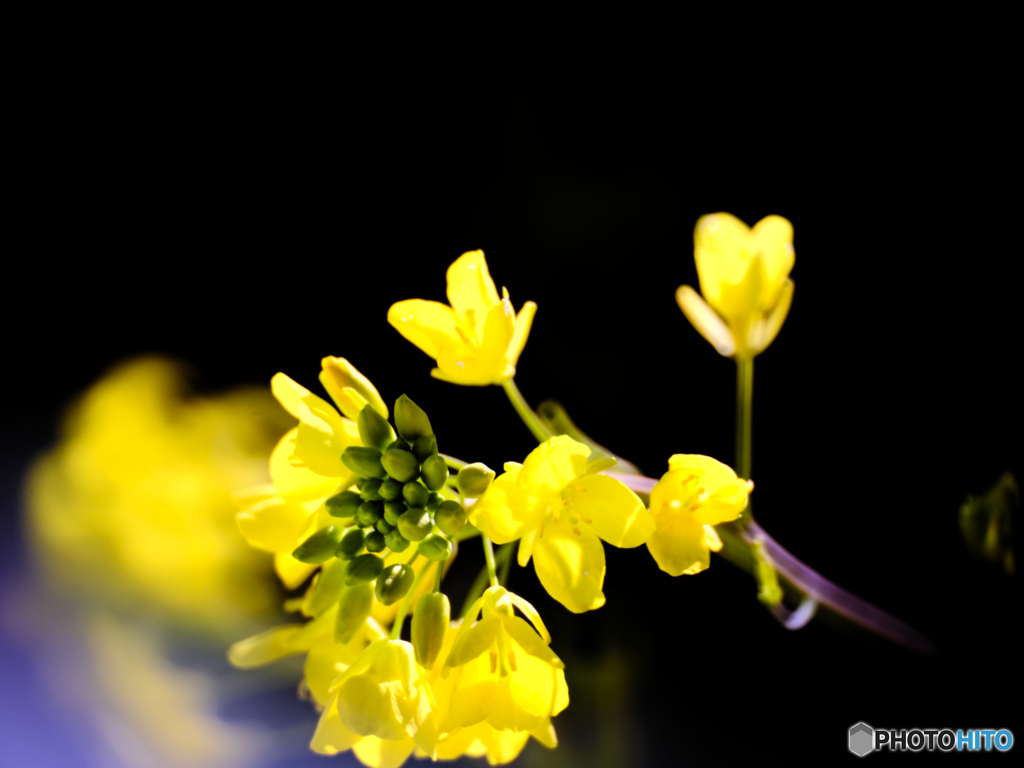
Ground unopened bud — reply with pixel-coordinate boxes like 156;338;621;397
379;478;404;502
375;518;394;535
412;592;450;669
402;481;430;509
418;533;452;561
426;492;443;512
375;564;415;606
325;490;361;519
308;558;347;617
320;357;388;422
292;525;343;564
383;501;406;526
357;405;396;453
420;454;448;492
434;500;467;536
382;447;419;483
341;446;387;479
412;434;438;462
385;531;410;552
355;501;382;527
394;394;432;442
336;527;365;560
456;462;495;498
345;553;385;585
335;581;374;643
397;508;432;542
364;530;387;553
359;479;383;501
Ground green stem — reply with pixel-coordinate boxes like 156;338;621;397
433;560;443;593
482;535;499;588
390;556;431;640
498;542;513;586
441;453;469;472
501;378;552;443
735;356;753;507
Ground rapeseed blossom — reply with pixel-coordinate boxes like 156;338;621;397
388;250;537;385
646;454;750;575
677;213;795;357
471;436;653;612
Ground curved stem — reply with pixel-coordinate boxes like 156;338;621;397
605;471;935;653
482;535;499;588
501;378;552;443
441;453;469;472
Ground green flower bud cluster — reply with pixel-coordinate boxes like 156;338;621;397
290;393;469;644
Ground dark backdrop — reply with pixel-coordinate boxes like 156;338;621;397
3;79;1020;765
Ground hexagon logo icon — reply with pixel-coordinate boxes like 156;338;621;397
849;722;875;757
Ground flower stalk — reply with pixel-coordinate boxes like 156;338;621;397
502;378;552;442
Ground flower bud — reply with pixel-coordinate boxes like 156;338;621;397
383;501;406;526
434;500;467;536
426;492;443;512
385;531;410;552
402;481;430;509
394;394;432;442
335;581;374;643
388;437;412;452
364;530;387;553
382;447;419;483
341;446;387;479
292;525;343;564
355;501;382;527
412;592;450;669
456;462;495;498
357;404;397;453
375;564;415;606
325;490;361;519
320;357;388;422
420;454;448;492
412;434;438;462
345;553;385;585
359;479;383;501
336;527;365;559
375;518;393;535
379;478;404;502
417;533;452;561
308;558;347;617
397;508;432;542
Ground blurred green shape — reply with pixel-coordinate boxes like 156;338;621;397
960;471;1017;575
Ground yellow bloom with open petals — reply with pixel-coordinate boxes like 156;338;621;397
677;213;795;357
235;359;382;585
387;250;537;386
311;638;437;766
471;436;654;613
646;454;750;576
439;587;567;742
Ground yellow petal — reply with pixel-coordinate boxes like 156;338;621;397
387;299;461;360
750;214;795;298
336;674;407;740
306;645;348;706
236;495;312;553
435;302;514;385
703;524;723;552
565;474;654;549
310;692;363;755
270;372;308;419
518;436;590;497
270;428;341;500
531;717;559;749
532;520;606;613
448;655;502;727
275;551;318;589
503;617;562;668
320;356;389;421
446;617;501;668
748;277;794;354
446;250;500;341
227;624;305;668
470;467;542;544
506;300;537;369
352;735;416;768
508;638;561;717
693;212;752;308
646;513;711;576
507;592;551;644
676;284;736;357
293;399;361;479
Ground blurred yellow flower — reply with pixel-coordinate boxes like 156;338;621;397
24;356;288;634
471;436;653;612
677;213;795;358
646;454;750;575
387;250;537;386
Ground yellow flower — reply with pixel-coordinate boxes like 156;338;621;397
470;436;654;613
235;358;380;587
311;638;437;766
676;212;795;358
646;454;750;575
439;587;567;741
387;250;537;386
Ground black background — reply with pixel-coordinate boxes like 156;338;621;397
3;71;1020;765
